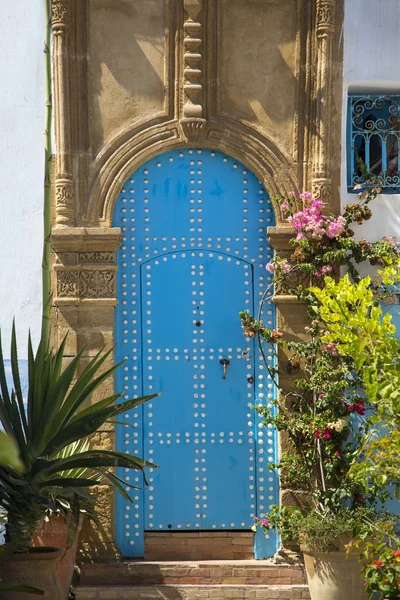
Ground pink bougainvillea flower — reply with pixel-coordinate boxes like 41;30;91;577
244;329;257;338
280;201;289;211
322;428;332;439
325;341;339;356
260;519;269;527
335;450;341;457
314;429;321;439
281;260;291;274
300;191;312;202
315;265;333;278
311;199;324;210
271;329;283;339
266;262;275;273
353;184;362;190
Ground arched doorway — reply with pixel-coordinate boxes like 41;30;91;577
113;148;278;558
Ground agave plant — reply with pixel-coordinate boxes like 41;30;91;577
0;324;157;553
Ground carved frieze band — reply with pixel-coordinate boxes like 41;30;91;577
52;0;75;227
55;251;117;301
312;0;336;202
56;268;117;301
181;0;207;141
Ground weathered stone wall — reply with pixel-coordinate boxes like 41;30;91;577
50;0;344;560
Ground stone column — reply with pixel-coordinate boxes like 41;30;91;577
312;0;336;203
52;0;75;227
51;226;122;559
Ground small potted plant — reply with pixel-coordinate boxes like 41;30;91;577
0;325;158;599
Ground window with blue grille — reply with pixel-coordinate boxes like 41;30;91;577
348;95;400;190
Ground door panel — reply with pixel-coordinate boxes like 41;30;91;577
113;148;278;557
141;252;255;530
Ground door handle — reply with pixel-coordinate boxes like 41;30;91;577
220;358;230;379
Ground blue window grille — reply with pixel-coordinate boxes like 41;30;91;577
348;95;400;190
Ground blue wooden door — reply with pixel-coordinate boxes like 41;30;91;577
113;149;278;557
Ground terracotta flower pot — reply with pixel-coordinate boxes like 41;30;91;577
32;514;83;600
302;548;368;600
0;546;63;600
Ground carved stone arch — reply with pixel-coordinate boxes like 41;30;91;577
84;119;299;227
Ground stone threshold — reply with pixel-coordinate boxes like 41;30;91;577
76;584;311;599
79;560;306;587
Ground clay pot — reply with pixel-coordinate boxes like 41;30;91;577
0;546;64;600
32;514;83;599
302;549;368;600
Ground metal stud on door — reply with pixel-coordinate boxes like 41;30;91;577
113;149;278;558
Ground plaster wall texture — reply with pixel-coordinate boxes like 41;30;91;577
342;0;400;242
88;0;167;155
216;0;298;153
0;3;44;358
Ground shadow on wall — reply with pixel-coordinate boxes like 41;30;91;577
218;0;298;130
89;0;166;153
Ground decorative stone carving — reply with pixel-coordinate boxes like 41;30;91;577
181;0;206;141
87;120;298;226
180;118;207;142
52;229;119;303
316;0;336;33
57;270;79;298
52;0;75;227
312;0;336;203
312;178;332;203
79;252;115;264
80;270;116;299
51;0;72;28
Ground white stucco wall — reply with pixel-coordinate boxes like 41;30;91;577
342;0;400;241
0;3;45;358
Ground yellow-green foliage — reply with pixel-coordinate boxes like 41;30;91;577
310;274;400;495
311;275;399;412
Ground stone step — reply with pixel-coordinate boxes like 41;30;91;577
80;560;306;587
76;584;311;600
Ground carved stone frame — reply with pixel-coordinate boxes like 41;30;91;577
50;0;343;559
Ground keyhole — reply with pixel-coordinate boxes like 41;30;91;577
168;524;172;529
195;321;202;327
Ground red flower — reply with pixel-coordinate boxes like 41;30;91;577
373;560;384;568
394;550;400;558
322;428;332;439
314;430;320;439
347;402;366;416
